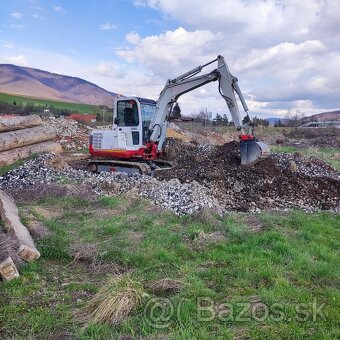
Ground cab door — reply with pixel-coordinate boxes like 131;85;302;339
114;99;142;149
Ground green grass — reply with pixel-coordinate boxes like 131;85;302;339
272;145;340;169
0;91;100;114
1;194;339;339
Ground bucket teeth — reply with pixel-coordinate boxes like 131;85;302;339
240;140;271;165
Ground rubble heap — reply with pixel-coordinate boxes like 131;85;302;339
0;139;338;214
45;117;90;150
0;154;220;215
159;139;340;212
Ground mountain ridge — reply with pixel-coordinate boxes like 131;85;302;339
0;64;117;107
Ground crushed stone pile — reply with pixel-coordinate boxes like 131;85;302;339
44;117;90;150
159;139;340;212
0;154;220;216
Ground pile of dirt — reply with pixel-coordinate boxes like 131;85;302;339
159;139;340;212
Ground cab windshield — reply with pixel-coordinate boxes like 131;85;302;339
117;100;139;127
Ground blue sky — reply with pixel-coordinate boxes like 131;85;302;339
1;0;340;118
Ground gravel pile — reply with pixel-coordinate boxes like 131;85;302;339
140;179;221;215
0;154;220;215
44;117;90;150
272;153;339;180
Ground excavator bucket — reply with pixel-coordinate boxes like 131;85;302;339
240;140;271;165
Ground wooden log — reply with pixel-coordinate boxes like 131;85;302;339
0;115;42;132
0;125;57;152
0;190;40;262
0;257;19;281
0;141;62;167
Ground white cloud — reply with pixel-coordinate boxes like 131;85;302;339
99;22;118;30
145;0;328;45
10;24;26;29
125;31;140;45
94;62;125;78
2;44;14;49
30;5;43;11
10;12;23;19
133;0;146;7
32;14;44;20
117;27;219;77
53;6;64;13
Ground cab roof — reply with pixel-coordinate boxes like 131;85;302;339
136;97;156;105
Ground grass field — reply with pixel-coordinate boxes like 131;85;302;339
0;92;100;114
1;195;339;339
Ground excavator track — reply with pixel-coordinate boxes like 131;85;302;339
88;159;152;175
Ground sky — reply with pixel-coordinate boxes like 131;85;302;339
0;0;339;118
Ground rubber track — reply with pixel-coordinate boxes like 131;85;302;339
88;160;152;175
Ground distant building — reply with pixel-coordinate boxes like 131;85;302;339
299;120;340;128
68;113;96;123
173;115;194;122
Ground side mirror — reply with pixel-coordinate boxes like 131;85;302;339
114;117;119;125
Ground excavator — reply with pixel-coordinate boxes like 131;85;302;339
88;55;270;174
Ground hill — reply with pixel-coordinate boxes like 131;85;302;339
303;110;340;122
0;64;117;107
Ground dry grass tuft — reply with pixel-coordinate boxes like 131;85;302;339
147;278;184;295
70;243;100;265
79;275;146;326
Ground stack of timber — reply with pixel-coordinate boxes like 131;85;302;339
0;115;62;166
0;190;40;281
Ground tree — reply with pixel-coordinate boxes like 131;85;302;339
213;113;223;126
285;111;305;127
195;108;212;126
252;116;269;127
274;119;283;127
172;102;181;118
242;115;251;125
222;114;229;126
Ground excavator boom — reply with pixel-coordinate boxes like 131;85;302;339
148;55;270;165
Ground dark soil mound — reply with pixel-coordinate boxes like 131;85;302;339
160;139;340;212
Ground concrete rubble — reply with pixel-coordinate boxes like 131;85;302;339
45;117;90;150
0;153;222;216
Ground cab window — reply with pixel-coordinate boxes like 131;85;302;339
117;100;139;127
140;103;156;127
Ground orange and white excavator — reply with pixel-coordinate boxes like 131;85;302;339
89;55;270;174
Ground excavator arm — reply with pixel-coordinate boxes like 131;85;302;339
148;55;270;165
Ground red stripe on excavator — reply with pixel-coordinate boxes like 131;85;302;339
89;143;160;160
239;134;255;141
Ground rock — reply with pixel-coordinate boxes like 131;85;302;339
289;161;298;173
